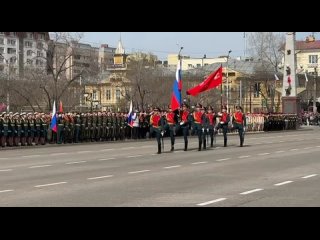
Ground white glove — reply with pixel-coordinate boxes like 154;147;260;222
180;121;185;126
161;131;164;136
243;127;246;132
220;121;224;124
202;128;205;133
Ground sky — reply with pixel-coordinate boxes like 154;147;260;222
81;32;315;61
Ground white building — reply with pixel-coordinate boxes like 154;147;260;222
0;32;49;76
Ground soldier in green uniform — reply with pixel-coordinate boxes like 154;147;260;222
13;113;22;146
0;113;7;147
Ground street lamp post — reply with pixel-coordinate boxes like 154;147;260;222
226;50;232;112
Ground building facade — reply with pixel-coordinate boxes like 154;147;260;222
0;32;49;76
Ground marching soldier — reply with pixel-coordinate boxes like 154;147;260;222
165;105;177;151
217;106;230;147
192;103;205;151
7;112;14;147
150;107;165;154
206;106;217;148
178;103;192;151
232;106;246;147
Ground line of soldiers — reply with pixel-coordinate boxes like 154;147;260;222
149;103;247;154
0;112;50;147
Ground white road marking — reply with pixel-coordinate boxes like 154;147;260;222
22;155;41;158
140;146;152;149
316;146;320;148
215;147;221;149
34;182;67;188
151;154;157;156
0;158;9;160
99;158;116;161
258;153;270;156
255;143;262;145
99;149;115;152
266;142;273;144
192;162;208;165
129;170;150;174
127;155;142;158
88;175;113;180
303;147;313;150
197;198;227;206
240;189;263;195
29;165;52;169
121;147;135;150
0;169;12;172
290;149;298;151
164;165;181;169
66;161;87;165
216;158;230;162
0;189;14;193
174;151;184;154
279;141;285;143
77;151;92;154
275;151;285;153
302;174;317;179
50;153;67;156
239;156;250;159
274;181;293;186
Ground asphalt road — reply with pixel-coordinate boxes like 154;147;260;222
1;127;320;207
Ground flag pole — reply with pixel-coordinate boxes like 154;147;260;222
178;47;183;107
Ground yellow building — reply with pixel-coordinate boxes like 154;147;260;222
84;39;130;112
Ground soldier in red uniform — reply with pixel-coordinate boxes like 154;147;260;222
179;103;192;151
192;103;208;151
150;107;165;154
206;106;217;148
233;106;246;147
165;105;177;151
217;106;230;147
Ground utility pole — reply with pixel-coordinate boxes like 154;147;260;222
226;50;232;112
79;74;82;113
313;67;317;114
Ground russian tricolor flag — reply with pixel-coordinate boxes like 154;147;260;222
50;100;57;133
170;60;182;111
127;100;134;128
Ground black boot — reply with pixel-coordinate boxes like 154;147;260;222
184;142;188;151
203;140;206;150
157;144;161;154
211;138;213;148
240;137;244;147
170;145;174;152
224;139;227;147
198;142;202;151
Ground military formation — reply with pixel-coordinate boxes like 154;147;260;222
0;108;300;151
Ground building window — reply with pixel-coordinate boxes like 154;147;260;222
37;51;43;57
27;50;33;56
0;32;4;35
204;63;208;66
254;82;261;98
188;64;193;68
28;33;33;39
26;59;33;65
309;55;318;64
7;48;16;54
0;38;4;45
10;32;16;37
106;89;111;100
7;39;16;46
196;64;201;68
9;57;16;64
39;33;45;40
116;89;121;101
25;41;33;48
0;47;4;54
92;90;97;100
37;42;43;49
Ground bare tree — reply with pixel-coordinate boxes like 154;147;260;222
248;32;285;112
10;32;100;112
